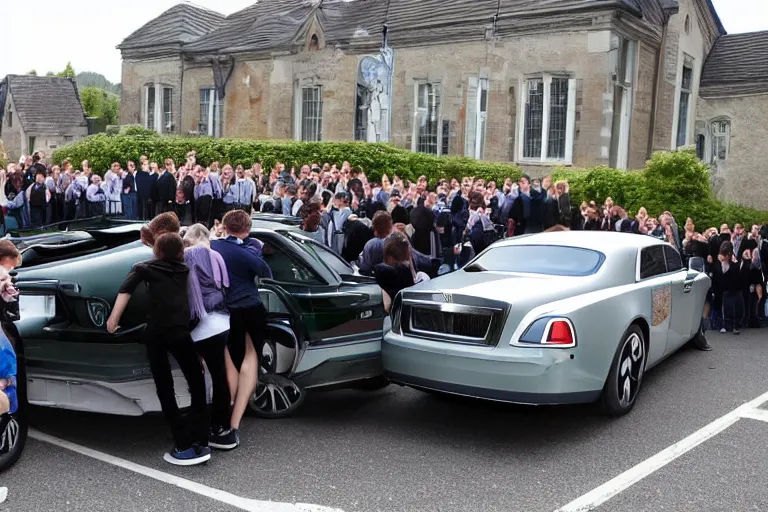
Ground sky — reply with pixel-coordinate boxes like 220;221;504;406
1;0;767;84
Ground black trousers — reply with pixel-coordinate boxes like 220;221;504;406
195;331;231;430
146;337;209;451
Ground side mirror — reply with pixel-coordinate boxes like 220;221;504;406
688;256;705;273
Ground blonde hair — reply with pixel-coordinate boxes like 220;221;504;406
183;223;211;248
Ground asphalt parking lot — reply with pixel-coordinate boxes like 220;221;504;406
3;329;768;512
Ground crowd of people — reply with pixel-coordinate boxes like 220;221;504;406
3;150;767;335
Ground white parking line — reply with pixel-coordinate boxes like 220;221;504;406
29;429;344;512
555;389;768;512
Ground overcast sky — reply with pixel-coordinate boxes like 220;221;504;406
1;0;766;84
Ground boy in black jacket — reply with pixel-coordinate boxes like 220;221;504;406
107;232;210;466
711;241;744;335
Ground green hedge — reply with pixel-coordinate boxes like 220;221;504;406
51;130;522;186
52;134;768;229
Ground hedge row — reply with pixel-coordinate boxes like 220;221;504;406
52;127;522;186
51;132;768;230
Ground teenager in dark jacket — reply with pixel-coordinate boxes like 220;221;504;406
711;241;743;334
107;231;210;466
155;159;178;215
211;210;272;445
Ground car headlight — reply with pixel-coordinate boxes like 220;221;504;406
518;317;576;348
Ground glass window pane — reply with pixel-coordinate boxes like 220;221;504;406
416;82;440;155
524;79;543;158
640;246;667;279
147;87;155;130
548;78;568;159
300;86;322;142
199;89;210;135
676;91;689;147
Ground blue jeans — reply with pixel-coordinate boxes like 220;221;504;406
722;291;744;331
122;193;138;220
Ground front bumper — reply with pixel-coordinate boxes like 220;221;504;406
382;332;602;405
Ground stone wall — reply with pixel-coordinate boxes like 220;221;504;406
697;95;768;210
120;57;183;131
1;93;22;164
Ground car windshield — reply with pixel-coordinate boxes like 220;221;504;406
281;232;356;277
464;244;605;276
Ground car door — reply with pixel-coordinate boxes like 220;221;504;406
664;245;695;352
638;245;672;364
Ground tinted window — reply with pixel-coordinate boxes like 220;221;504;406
284;233;355;277
640;246;667;279
464;245;604;277
259;240;321;284
663;245;684;272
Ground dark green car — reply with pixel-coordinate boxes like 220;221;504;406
6;215;385;433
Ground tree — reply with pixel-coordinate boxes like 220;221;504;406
80;87;120;125
27;70;37;76
45;71;55;77
57;62;76;79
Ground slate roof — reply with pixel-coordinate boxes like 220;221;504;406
5;75;87;134
181;0;663;56
700;31;768;98
117;2;225;50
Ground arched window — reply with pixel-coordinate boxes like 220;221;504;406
684;15;691;35
308;34;320;51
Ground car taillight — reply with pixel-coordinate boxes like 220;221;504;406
546;320;574;345
518;317;576;348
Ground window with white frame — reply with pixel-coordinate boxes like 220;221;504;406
199;88;223;137
520;75;576;163
711;119;730;163
297;86;323;142
465;77;488;160
676;65;693;147
611;38;636;169
413;82;441;155
143;84;174;133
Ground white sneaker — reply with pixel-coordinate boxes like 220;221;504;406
720;328;726;334
0;487;8;504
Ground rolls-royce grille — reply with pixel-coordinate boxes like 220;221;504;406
411;307;492;340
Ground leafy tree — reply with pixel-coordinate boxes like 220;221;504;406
57;62;76;79
45;71;55;77
80;87;120;125
27;70;37;76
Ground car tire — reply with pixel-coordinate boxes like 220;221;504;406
249;374;305;419
598;324;647;417
351;376;390;391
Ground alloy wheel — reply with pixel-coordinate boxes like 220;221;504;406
249;374;305;419
617;332;645;408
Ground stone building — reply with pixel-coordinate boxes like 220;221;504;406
120;0;768;205
697;31;768;210
0;75;89;163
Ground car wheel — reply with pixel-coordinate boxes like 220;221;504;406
598;325;646;416
249;374;305;419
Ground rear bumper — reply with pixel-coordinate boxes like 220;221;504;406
382;333;602;405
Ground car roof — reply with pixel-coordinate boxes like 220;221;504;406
496;230;666;254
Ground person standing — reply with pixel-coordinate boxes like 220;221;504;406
712;241;743;335
211;210;272;446
107;232;211;465
26;170;50;228
121;161;138;220
182;224;237;450
135;161;156;220
156;159;178;215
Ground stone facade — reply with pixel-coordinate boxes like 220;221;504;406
697;94;768;209
125;1;768;207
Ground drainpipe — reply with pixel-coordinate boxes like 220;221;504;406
179;54;185;135
647;9;674;158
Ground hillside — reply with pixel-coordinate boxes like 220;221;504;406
76;72;121;95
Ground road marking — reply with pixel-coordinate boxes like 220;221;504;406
555;389;768;512
737;407;768;423
29;429;344;512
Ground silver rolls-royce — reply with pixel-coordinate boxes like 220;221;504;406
382;231;710;415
